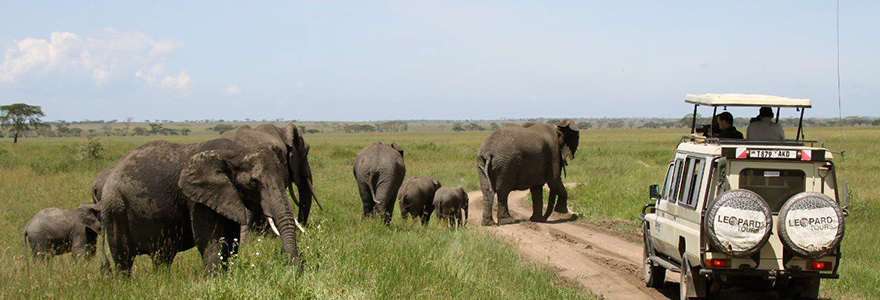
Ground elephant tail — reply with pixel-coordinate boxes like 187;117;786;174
99;226;111;276
478;155;495;193
368;171;379;206
22;230;29;272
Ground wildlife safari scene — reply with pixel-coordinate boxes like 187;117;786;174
0;2;878;300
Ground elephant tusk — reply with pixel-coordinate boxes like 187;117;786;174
309;179;324;210
267;217;281;236
293;218;306;234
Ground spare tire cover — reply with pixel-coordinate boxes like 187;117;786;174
778;192;845;258
704;189;773;257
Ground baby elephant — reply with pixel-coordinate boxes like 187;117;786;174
23;204;102;259
398;176;442;225
433;187;469;228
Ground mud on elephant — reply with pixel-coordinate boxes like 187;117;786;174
477;119;580;226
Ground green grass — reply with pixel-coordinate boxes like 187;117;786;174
0;132;589;299
1;127;878;299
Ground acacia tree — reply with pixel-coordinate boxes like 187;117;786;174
1;103;46;143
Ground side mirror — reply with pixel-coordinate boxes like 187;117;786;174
649;184;661;201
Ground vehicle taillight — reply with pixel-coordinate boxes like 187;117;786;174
810;261;832;271
706;259;730;268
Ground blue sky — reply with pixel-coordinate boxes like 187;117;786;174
0;1;877;121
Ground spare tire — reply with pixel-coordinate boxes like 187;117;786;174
704;189;773;257
778;192;845;258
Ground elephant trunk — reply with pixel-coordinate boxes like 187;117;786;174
263;185;299;267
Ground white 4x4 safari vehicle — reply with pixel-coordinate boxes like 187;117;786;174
641;94;847;300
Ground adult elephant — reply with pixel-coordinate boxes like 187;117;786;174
353;142;406;225
477;120;580;226
100;138;299;275
221;124;318;235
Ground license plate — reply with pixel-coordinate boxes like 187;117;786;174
748;149;797;159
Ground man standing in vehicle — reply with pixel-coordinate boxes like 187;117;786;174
713;112;743;139
747;107;785;140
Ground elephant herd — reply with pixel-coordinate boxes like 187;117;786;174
22;120;581;276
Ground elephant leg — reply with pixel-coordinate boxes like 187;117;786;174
481;190;495;226
70;234;90;259
529;186;545;222
192;205;234;275
553;182;570;213
421;203;434;226
497;191;516;225
357;183;375;218
544;188;558;220
105;220;134;275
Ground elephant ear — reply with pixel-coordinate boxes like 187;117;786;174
390;143;404;158
432;178;442;190
556;119;580;161
77;203;102;234
284;123;302;150
179;150;249;225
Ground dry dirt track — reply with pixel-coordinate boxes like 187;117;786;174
466;187;800;300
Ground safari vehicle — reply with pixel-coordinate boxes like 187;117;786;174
640;94;847;299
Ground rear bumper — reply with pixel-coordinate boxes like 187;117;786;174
698;268;839;279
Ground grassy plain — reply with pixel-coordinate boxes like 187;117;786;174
0;127;877;299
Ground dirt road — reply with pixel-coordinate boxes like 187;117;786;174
467;188;796;300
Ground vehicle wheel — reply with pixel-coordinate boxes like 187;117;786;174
778;192;845;259
704;189;773;258
643;227;665;287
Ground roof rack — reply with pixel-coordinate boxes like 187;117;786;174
684;93;810;141
680;135;824;148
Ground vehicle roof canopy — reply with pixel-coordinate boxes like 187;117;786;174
685;93;811;108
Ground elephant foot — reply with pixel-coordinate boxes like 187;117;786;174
554;205;571;214
529;215;547;223
497;216;517;225
481;218;496;226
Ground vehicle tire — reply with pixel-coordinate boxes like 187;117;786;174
704;189;773;257
778;192;845;258
643;227;666;288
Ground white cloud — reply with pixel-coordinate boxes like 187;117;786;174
223;84;242;95
0;28;190;92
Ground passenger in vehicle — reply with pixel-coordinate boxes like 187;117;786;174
747;107;785;140
713;112;743;139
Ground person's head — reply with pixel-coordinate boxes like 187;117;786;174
716;112;734;130
759;107;774;119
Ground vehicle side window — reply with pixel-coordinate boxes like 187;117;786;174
662;162;674;200
675;158;691;203
681;157;705;208
667;158;683;203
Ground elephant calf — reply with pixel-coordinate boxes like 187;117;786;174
23;204;102;259
433;187;469;228
398;176;442;225
353;142;406;225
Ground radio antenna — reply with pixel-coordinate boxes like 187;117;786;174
836;0;843;135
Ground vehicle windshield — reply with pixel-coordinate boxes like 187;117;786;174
738;168;806;212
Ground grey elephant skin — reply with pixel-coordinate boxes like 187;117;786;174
398;176;441;225
353;142;406;225
433;186;468;228
221;124;317;240
23;203;101;259
100;138;299;275
477;120;580;226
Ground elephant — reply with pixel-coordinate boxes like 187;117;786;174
477;119;580;226
23;203;102;259
353;142;406;225
100;138;299;275
221;124;317;242
398;176;442;225
432;186;468;228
